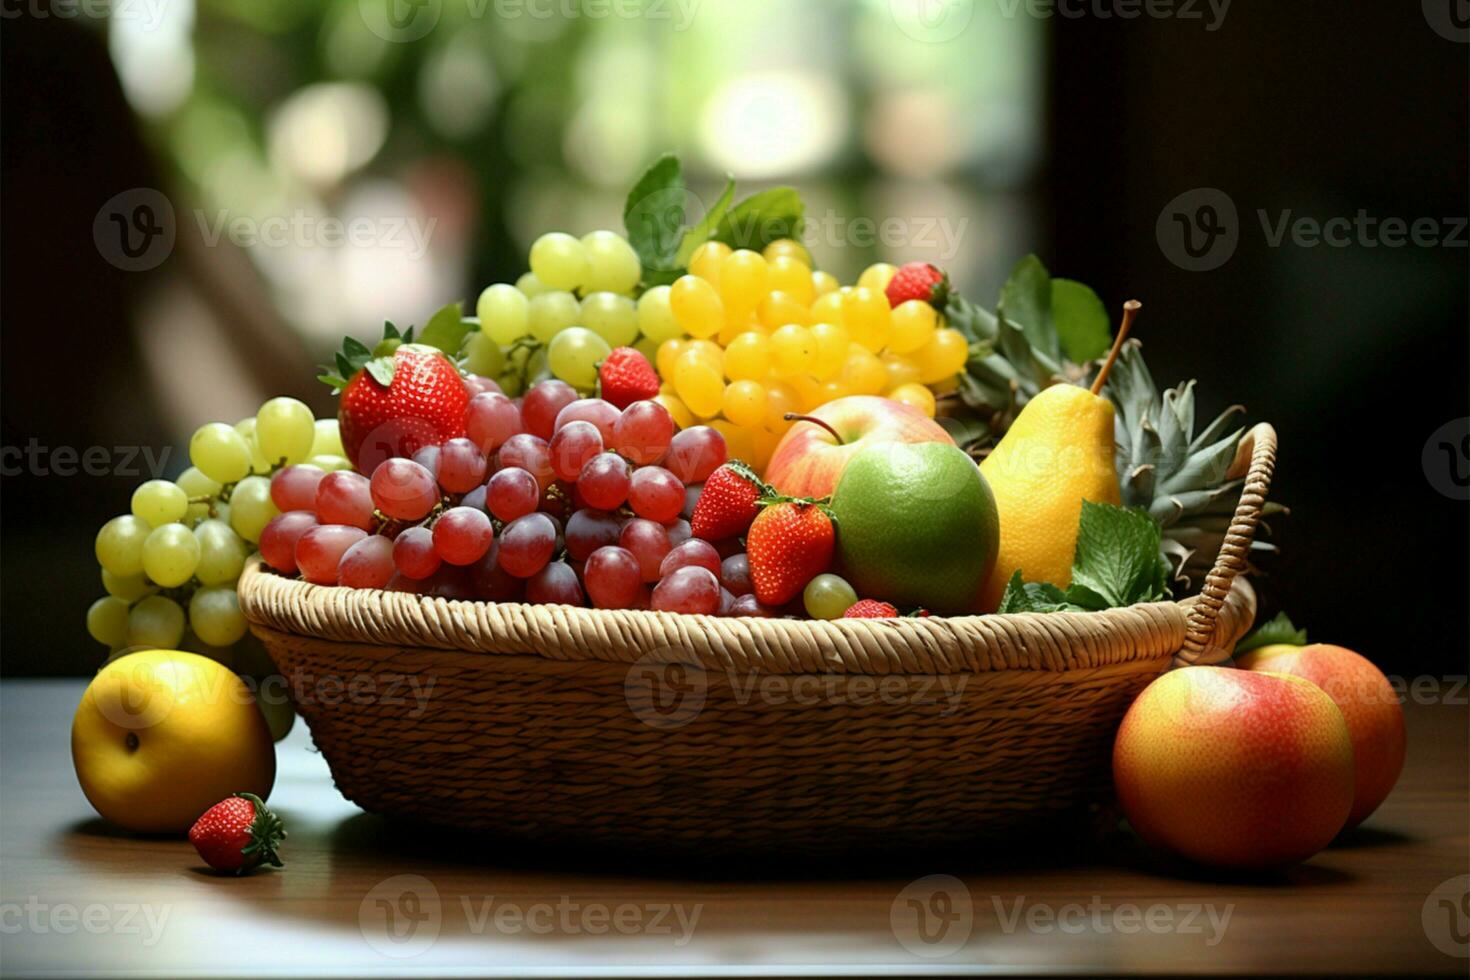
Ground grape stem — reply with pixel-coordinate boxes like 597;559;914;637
782;413;844;444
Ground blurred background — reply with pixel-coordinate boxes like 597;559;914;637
2;0;1465;676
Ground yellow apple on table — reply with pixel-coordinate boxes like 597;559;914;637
72;649;276;833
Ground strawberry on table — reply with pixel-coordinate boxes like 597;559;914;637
884;262;949;308
843;599;899;619
690;461;770;542
320;322;470;473
598;346;661;410
188;793;285;875
746;500;835;607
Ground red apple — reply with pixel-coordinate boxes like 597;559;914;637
764;396;954;498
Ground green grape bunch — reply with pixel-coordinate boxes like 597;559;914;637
87;396;349;663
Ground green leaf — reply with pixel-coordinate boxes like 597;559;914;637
713;187;804;251
364;357;396;388
997;254;1059;364
316;372;347;392
624;153;688;281
1051;278;1112;363
675;175;736;268
1070;500;1172;608
417;302;471;357
1235;612;1308;654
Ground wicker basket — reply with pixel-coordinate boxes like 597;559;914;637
239;424;1278;851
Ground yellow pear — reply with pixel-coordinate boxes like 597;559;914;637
977;301;1139;611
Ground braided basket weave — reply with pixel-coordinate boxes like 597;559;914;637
239;423;1277;851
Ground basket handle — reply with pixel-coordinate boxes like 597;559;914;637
1175;422;1279;667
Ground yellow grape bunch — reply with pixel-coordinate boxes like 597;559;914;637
654;240;968;470
87;398;349;660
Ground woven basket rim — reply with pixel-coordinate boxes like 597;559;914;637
238;557;1255;675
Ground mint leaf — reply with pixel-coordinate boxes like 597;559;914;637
417;302;471;356
1070;500;1172;607
624;154;688;284
1235;612;1308;654
1051;278;1111;363
714;187;804;251
997;254;1059;364
675;175;735;268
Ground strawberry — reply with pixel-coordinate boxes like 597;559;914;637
188;793;285;875
598;347;660;409
321;322;469;473
746;501;834;607
884;262;949;308
844;599;899;619
691;460;769;541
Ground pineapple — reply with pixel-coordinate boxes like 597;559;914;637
1107;339;1281;588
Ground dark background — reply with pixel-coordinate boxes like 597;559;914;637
3;1;1466;677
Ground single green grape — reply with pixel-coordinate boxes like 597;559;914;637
311;418;344;458
547;327;612;389
127;595;185;649
464;330;505;377
102;568;154;602
527;291;582;344
529;232;589;291
141;523;200;588
579;292;639;347
233;418;272;474
189;587;247;647
307;454;353;472
87;596;131;647
176;466;223;524
229;475;278;544
580;230;641;295
803;573;859;620
96;514;152;577
194;519;248;586
131;479;188;528
189;423;252;485
515;271;550;298
636;285;684;343
477;283;531;344
256;397;315;467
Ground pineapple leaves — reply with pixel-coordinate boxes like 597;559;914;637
1236;612;1308;654
998;501;1172;614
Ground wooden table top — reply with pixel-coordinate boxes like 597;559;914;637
2;678;1466;977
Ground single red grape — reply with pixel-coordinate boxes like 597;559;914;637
584;546;642;609
526;561;585;606
720;553;753;595
316;471;375;530
498;512;556;578
433;506;494;565
553;398;619;443
548;420;603;483
393;526;441;580
338;534;394;589
521;380;579;440
611;400;674;466
578;452;632;510
497;433;555;490
259;511;319;573
651;566;721;614
729;594;775;617
437;437;488;494
565;508;621;561
296;525;367;585
270;464;325;512
486;466;540;522
465;392;522;453
469;541;523;601
627;466;684;522
370;458;439;520
619;518;671;583
664;426;727;483
658;538;721;579
665;517;692;548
